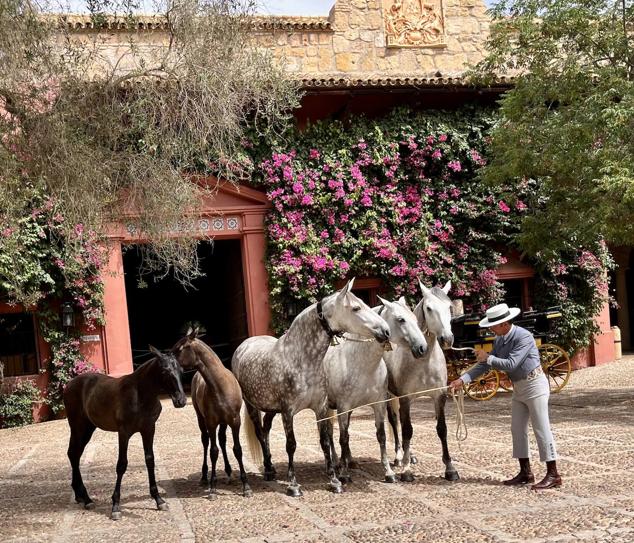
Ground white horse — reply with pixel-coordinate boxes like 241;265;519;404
232;279;391;496
323;296;428;484
384;280;459;482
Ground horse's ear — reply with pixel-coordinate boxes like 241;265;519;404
186;326;193;336
418;279;432;298
188;327;197;340
148;345;160;356
338;277;355;298
377;295;391;308
398;296;407;307
442;280;452;294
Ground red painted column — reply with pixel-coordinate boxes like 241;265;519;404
101;239;134;376
591;299;615;366
240;210;272;336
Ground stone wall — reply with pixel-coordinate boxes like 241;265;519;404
64;0;491;82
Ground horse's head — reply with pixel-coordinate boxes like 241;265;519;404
171;327;200;370
149;345;187;408
377;296;427;358
322;278;391;342
415;280;454;349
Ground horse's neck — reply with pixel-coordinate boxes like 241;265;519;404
280;305;330;365
192;342;226;393
130;358;162;400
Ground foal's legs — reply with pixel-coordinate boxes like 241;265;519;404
195;410;209;485
399;398;415;482
386;399;403;467
373;404;396;483
434;392;459;481
67;419;96;508
111;431;131;520
206;424;220;498
141;424;169;511
230;423;253;497
218;424;233;482
245;405;276;480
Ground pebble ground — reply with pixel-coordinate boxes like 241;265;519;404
1;355;633;543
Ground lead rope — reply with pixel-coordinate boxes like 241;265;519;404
316;384;469;446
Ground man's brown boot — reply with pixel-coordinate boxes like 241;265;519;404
531;460;562;490
503;458;535;486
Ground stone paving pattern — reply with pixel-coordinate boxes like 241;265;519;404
1;356;633;542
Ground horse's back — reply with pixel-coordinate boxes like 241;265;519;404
231;335;277;375
64;372;126;431
191;371;242;426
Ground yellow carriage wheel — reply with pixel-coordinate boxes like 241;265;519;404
463;370;500;401
539;343;571;393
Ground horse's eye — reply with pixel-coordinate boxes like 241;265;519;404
352;306;361;312
398;318;406;323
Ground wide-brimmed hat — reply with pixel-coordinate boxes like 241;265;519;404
479;303;521;328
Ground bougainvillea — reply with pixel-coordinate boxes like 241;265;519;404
250;108;613;348
0;182;105;415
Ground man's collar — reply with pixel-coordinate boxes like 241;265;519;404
503;324;516;344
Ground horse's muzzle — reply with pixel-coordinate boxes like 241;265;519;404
172;393;187;408
440;334;454;349
411;344;427;359
374;329;391;343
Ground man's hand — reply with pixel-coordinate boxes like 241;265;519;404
449;378;463;391
475;349;489;363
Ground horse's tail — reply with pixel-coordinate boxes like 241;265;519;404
241;402;263;468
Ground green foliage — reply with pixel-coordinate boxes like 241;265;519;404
0;379;41;428
471;0;634;255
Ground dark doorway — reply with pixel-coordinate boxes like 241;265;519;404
123;240;248;371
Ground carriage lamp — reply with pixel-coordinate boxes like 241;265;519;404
286;300;301;320
61;302;75;328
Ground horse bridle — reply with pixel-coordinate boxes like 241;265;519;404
316;300;343;345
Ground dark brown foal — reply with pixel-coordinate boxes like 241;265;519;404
63;346;187;520
172;329;252;498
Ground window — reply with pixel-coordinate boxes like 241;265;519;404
0;313;39;377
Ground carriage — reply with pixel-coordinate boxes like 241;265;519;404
447;307;572;400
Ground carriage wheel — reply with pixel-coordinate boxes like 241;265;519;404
463;370;500;401
498;372;513;392
539;343;571;393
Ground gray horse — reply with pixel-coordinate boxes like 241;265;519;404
323;296;427;484
232;279;391;496
384;280;459;482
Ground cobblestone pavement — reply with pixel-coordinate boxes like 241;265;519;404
2;355;633;543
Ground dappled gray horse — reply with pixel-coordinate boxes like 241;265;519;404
323;296;427;484
232;279;391;496
384;280;459;482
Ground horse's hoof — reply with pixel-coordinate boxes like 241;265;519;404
243;488;253;498
401;471;415;483
225;475;232;484
348;460;360;470
410;455;418;465
206;491;218;500
329;483;343;494
445;470;460;481
286;485;303;497
111;511;122;521
157;501;169;511
84;501;95;510
385;474;397;484
263;471;277;481
339;474;352;485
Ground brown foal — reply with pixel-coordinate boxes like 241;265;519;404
63;346;187;520
172;329;252;498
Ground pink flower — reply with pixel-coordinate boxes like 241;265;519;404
360;194;372;206
1;227;14;237
74;223;84;236
447;160;462;172
309;148;320;160
431;149;442;160
439;134;448;142
515;200;527;211
320;230;330;239
301;194;314;206
498;201;511;213
292;182;304;195
339;261;350;272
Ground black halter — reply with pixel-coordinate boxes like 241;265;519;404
316;300;342;340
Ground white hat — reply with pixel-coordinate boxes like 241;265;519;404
479;303;521;328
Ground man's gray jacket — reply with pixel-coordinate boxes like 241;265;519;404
461;325;541;384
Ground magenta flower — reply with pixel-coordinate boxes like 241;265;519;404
309;149;320;160
515;200;527;211
292;182;304;195
447;160;462;172
498;201;511;213
301;194;314;206
439;134;448;142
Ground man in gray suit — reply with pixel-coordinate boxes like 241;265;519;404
449;303;562;490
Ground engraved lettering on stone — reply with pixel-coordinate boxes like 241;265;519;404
384;0;445;48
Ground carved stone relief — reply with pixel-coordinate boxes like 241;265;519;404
383;0;446;48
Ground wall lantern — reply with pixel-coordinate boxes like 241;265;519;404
61;302;75;328
286;299;302;320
